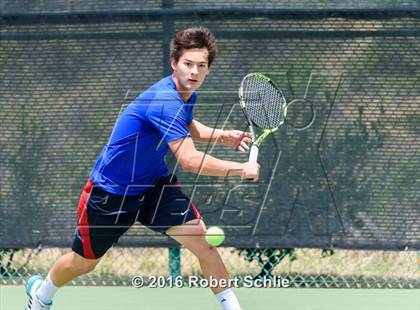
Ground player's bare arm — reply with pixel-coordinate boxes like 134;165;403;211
188;119;253;152
169;137;259;180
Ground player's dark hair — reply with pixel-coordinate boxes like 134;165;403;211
170;27;217;67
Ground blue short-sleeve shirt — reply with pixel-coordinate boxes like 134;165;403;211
89;75;196;195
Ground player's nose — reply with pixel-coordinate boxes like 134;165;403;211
191;65;198;75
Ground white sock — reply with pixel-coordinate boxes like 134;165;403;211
215;288;242;310
36;274;58;304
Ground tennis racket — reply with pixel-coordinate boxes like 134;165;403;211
239;72;315;163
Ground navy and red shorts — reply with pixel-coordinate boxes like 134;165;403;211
72;175;200;259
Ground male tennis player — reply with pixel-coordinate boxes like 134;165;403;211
25;27;259;310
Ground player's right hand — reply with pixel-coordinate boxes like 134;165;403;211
241;162;260;181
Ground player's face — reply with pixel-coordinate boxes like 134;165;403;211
171;48;210;100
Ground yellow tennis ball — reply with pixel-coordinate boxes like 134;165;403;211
205;226;225;246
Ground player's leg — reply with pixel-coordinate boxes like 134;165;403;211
25;180;136;310
26;252;100;310
167;219;229;293
46;251;100;286
139;175;241;310
166;219;241;310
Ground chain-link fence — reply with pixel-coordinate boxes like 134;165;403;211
1;247;419;288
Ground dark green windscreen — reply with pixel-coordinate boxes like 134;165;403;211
1;1;418;249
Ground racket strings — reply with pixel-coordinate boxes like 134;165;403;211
242;76;286;129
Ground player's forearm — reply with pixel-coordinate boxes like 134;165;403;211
182;151;243;177
189;120;224;144
193;129;223;144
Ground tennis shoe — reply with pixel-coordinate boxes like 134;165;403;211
25;275;52;310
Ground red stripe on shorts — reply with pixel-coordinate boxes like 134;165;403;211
176;180;201;219
76;179;96;259
190;201;201;219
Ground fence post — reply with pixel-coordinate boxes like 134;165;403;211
162;0;174;76
169;248;181;279
162;0;179;282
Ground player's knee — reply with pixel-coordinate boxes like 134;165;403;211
195;244;219;261
76;260;97;274
70;253;99;274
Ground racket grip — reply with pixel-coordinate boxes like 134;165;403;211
248;144;259;163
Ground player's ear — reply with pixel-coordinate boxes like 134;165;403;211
206;60;212;75
171;59;177;71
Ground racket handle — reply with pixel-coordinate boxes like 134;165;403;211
248;144;259;163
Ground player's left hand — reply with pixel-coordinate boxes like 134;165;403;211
221;130;252;152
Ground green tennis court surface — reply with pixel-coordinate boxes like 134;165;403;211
1;286;418;310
